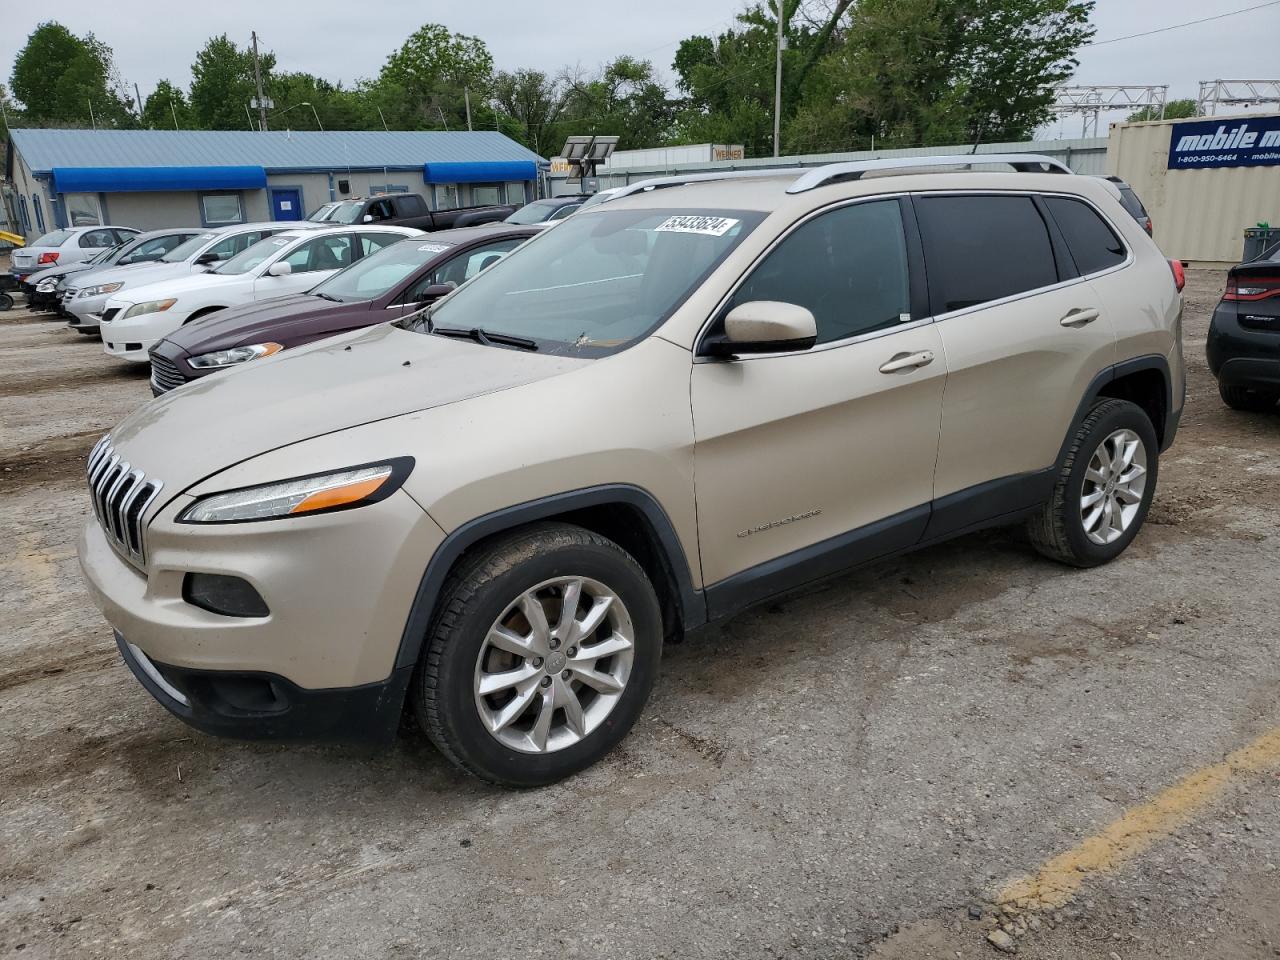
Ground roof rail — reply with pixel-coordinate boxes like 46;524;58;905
786;153;1071;193
604;152;1072;202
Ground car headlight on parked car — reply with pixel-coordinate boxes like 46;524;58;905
178;459;413;523
121;298;177;320
80;281;123;298
188;342;284;369
36;279;58;293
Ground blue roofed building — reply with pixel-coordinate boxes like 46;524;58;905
3;128;546;240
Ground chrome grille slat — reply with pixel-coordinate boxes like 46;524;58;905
84;437;164;568
149;354;186;394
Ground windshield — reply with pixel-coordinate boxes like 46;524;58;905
505;200;565;225
577;191;618;212
162;232;218;263
33;230;73;247
90;243;125;265
411;207;764;356
309;202;340;221
215;234;297;275
310;238;454;302
321;201;366;225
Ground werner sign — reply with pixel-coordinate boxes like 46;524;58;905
1167;115;1280;169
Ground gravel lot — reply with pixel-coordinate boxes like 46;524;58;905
1;265;1278;960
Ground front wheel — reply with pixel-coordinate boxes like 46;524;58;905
413;522;662;786
1027;398;1159;568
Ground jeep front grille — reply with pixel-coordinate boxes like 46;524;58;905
86;436;164;568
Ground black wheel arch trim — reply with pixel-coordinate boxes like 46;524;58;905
1068;354;1178;455
393;483;705;672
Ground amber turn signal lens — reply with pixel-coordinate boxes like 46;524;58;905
289;474;391;515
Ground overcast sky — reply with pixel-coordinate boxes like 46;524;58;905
2;0;1278;134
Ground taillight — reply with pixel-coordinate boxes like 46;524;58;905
1143;217;1153;236
1169;259;1185;293
37;252;59;265
1223;274;1280;301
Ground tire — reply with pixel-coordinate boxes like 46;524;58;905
412;522;662;786
1027;398;1159;568
0;293;12;311
1219;383;1279;412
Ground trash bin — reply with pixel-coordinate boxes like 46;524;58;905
1243;226;1280;261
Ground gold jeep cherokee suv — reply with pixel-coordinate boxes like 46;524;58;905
79;155;1185;785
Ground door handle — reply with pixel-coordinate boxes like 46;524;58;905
1060;307;1100;327
879;350;935;374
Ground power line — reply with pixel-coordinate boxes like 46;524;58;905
1084;0;1280;47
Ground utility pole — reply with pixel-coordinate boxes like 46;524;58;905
377;107;390;132
773;0;784;158
133;82;144;120
464;88;473;131
170;96;180;130
251;31;268;132
88;99;97;131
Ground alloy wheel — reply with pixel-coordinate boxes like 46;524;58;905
1080;427;1148;545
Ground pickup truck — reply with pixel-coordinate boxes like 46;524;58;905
309;194;515;232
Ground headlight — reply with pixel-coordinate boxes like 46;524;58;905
188;342;284;369
179;459;413;523
36;279;58;292
80;281;123;298
121;298;177;320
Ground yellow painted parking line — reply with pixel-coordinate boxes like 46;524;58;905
997;726;1280;910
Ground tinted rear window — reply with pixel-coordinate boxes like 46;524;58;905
916;195;1058;313
1045;197;1127;275
1117;186;1148;219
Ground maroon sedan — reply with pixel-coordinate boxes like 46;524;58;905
148;225;538;395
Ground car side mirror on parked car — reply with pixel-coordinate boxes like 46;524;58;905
362;214;374;223
194;252;220;266
700;301;818;358
267;261;293;277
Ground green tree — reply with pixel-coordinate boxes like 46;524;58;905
1128;98;1196;122
10;22;135;127
189;34;275;130
491;69;571;155
379;24;494;129
140;80;191;129
561;57;676;150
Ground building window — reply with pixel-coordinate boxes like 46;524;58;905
18;196;31;231
32;194;45;232
435;184;460;210
371;184;409;194
64;193;103;226
201;193;244;225
506;182;526;205
471;183;502;206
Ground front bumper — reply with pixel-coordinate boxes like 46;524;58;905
115;631;413;743
101;309;185;363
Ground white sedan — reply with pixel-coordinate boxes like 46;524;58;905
99;225;421;363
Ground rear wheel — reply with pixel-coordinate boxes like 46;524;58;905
1028;398;1158;567
413;522;662;786
1219;383;1279;412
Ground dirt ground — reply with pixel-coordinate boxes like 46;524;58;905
1;265;1278;960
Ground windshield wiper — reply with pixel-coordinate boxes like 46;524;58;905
313;292;342;302
432;325;538;351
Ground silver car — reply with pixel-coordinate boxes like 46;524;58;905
10;226;140;281
65;222;323;332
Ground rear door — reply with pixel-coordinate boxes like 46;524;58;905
691;198;946;602
914;192;1116;535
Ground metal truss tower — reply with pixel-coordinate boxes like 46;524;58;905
1050;85;1169;137
1197;80;1280;116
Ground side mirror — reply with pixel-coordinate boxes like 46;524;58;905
701;301;818;358
267;261;292;277
362;214;374;223
419;283;453;301
194;252;220;265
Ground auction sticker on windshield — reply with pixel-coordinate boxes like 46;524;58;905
653;215;740;237
418;243;451;253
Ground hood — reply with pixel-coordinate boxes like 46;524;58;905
117;270;239;304
109;322;589;498
33;261;95;283
160;294;358;355
82;261;196;297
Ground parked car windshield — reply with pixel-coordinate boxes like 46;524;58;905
310;238;456;302
309;202;340;221
320;201;366;225
409;207;764;356
214;235;296;275
86;243;124;265
162;232;219;263
33;230;73;247
505;200;569;225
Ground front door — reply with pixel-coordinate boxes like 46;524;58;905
270;188;303;221
690;198;946;612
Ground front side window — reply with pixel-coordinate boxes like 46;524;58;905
215;235;296;275
283;234;354;273
366;199;394;222
202;193;244;225
1044;197;1126;276
163;232;218;262
80;229;117;249
916;194;1058;313
414;207;764;356
64;193;103;226
723;200;911;345
402;239;524;301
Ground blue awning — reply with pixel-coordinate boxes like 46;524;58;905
51;165;268;194
423;160;538;184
